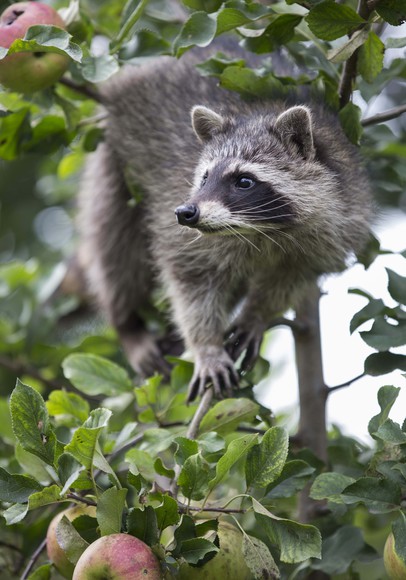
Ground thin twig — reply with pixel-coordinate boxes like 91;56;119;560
66;492;97;506
0;354;67;391
362;104;406;127
58;77;103;103
327;372;365;394
178;503;247;514
20;539;47;580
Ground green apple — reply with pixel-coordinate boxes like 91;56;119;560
384;532;406;580
0;2;70;92
46;504;97;580
72;533;162;579
179;521;253;579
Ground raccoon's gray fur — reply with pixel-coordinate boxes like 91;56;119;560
78;43;372;402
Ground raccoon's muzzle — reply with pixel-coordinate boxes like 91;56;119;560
175;203;200;227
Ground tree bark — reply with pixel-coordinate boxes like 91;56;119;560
294;283;328;524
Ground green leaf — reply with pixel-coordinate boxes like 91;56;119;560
360;317;406;350
312;525;377;575
174;437;199;466
178;453;211;501
5;25;82;62
0;108;32;161
252;499;321;563
97;487;127;536
46;390;90;424
80;55;120;83
173;12;217;56
342;477;401;513
358;32;385;83
154;457;175;478
374;419;406;444
64;408;112;470
0;466;42;503
375;0;406;26
10;380;57;466
386;37;406;48
127;506;159;546
310;472;356;502
328;28;369;64
392;512;406;564
58;453;85;495
387;268;406;304
199;398;259;434
179;537;219;565
306;1;366;41
246;427;288;489
62;353;133;396
155;494;180;531
266;460;315;499
339;102;363;145
368;385;400;435
56;515;89;565
243;14;302;53
209;433;259;491
365;352;406;375
350;299;386;334
125;448;156;482
199;432;226;461
27;564;52;580
242;534;280;579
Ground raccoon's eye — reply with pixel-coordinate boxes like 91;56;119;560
235;175;256;190
201;171;208;187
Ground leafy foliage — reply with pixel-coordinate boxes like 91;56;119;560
0;0;405;578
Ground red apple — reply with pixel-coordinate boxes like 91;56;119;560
384;532;406;580
0;2;70;92
46;504;97;579
72;533;162;580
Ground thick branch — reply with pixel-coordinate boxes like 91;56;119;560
294;283;328;524
338;0;373;108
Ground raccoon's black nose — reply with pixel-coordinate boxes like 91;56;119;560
175;204;200;227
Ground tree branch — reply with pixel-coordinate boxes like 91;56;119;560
362;104;406;127
20;539;47;580
0;354;67;391
186;388;214;440
338;0;373;108
327;372;365;394
58;77;103;103
294;283;328;524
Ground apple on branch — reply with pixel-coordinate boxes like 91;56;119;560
0;1;70;93
72;533;162;580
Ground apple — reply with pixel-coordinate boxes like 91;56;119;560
46;504;97;579
179;521;253;579
72;533;162;579
384;532;406;580
0;2;70;93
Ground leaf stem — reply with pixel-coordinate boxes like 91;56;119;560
110;0;150;55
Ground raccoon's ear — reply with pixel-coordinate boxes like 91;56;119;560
274;106;315;160
191;106;225;142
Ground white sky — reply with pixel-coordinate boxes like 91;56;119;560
258;209;406;443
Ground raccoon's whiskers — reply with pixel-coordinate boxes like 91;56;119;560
229;195;287;213
225;223;261;252
242;222;287;254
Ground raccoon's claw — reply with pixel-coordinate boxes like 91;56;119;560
187;349;239;403
225;325;265;372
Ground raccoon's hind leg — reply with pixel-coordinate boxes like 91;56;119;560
78;143;169;378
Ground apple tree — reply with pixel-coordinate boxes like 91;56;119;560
0;0;405;579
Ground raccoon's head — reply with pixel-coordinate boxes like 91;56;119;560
175;104;338;236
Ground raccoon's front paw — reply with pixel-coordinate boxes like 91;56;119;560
225;322;266;372
187;347;239;403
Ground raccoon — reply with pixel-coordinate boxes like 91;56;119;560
78;43;372;402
